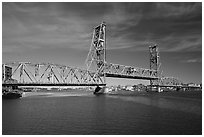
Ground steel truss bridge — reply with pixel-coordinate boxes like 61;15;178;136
3;22;185;89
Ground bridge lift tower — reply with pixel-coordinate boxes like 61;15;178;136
86;22;161;89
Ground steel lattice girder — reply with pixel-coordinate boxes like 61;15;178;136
103;63;158;79
2;62;104;85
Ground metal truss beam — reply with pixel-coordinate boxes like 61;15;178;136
103;63;158;79
2;62;104;86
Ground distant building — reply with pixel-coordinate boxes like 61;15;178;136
106;86;117;92
121;86;126;90
137;84;146;91
182;83;188;87
126;85;134;91
188;83;200;87
133;84;146;91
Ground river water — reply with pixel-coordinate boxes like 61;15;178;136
2;90;202;135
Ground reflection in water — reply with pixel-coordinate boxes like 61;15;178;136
23;91;93;98
107;95;201;115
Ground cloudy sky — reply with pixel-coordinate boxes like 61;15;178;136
2;2;202;85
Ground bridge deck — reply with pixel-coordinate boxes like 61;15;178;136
2;83;106;87
105;73;158;80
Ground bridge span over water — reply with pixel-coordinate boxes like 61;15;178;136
2;22;184;89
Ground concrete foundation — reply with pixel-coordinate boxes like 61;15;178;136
94;86;106;95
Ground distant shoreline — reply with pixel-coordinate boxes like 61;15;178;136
107;89;202;99
21;88;202;99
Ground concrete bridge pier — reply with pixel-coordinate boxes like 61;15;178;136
94;86;107;95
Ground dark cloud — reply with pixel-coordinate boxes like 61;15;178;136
2;2;202;53
57;3;112;19
109;3;202;52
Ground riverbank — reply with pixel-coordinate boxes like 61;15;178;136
107;89;202;99
21;88;202;99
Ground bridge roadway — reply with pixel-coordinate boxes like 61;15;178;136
2;83;106;87
2;83;200;89
105;73;158;80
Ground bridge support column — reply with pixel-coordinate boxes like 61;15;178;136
86;22;106;85
94;85;106;95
